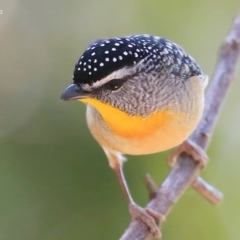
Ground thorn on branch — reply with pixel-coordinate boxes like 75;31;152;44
143;174;158;201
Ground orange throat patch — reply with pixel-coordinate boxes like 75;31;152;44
80;98;187;139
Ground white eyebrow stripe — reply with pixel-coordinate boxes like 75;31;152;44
81;66;135;92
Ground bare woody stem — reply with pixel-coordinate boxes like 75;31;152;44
120;11;240;240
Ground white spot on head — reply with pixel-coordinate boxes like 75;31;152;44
177;58;181;65
91;52;96;56
94;59;97;63
115;43;120;46
78;67;81;70
113;57;117;62
81;56;84;59
128;44;133;48
91;47;95;50
94;68;97;71
112;48;116;51
79;62;82;65
166;42;173;49
105;40;110;43
88;65;91;69
134;53;138;57
100;44;105;47
119;56;123;60
148;46;152;50
84;62;86;65
136;49;140;52
162;49;169;54
105;51;109;54
83;68;86;71
100;62;104;67
123;51;128;56
88;59;91;62
105;58;109;62
184;64;190;73
89;72;92;75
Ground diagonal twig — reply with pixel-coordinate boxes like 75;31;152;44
120;11;240;240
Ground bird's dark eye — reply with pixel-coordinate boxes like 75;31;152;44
105;79;124;91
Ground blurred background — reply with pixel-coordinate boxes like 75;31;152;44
0;0;240;239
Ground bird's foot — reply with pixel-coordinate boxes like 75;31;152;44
168;139;208;169
129;203;165;239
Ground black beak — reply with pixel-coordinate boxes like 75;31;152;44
60;84;91;101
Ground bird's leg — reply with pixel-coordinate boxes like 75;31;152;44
113;162;133;203
113;164;164;239
104;149;164;239
168;139;208;169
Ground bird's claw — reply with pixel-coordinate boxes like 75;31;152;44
168;139;208;169
129;203;165;239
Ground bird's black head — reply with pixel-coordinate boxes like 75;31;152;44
72;35;162;86
72;34;202;87
61;34;202;102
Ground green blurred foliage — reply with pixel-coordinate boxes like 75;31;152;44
0;0;240;239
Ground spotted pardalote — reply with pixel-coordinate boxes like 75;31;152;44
61;34;208;238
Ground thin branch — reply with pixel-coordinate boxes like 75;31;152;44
120;12;240;240
191;176;223;204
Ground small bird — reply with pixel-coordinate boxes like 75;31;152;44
61;34;208;238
